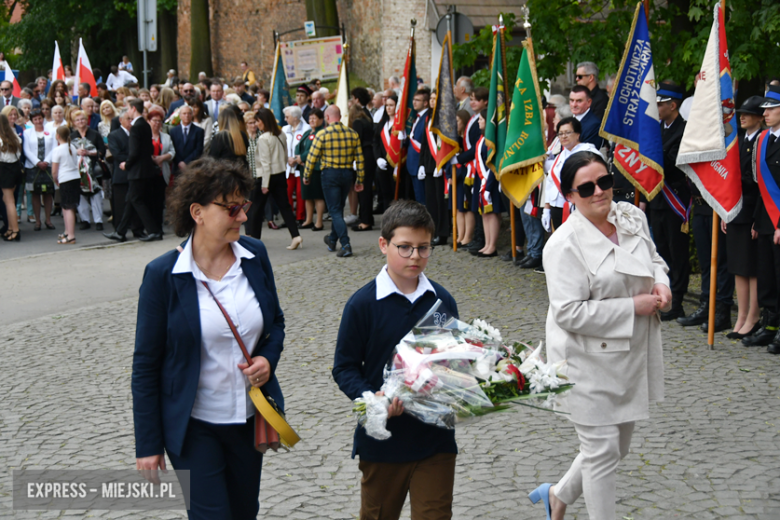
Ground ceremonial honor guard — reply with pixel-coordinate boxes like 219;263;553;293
423;108;448;246
405;88;431;204
724;96;764;340
647;82;691;320
745;85;780;352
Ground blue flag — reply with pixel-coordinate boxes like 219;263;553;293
269;44;291;126
599;2;664;200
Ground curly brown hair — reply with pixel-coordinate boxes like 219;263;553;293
166;157;254;237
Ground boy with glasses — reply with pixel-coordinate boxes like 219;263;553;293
333;200;460;520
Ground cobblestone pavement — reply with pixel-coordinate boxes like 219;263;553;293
1;238;779;519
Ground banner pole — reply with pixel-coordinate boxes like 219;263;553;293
394;168;400;200
510;203;517;261
707;210;719;349
634;190;640;206
452;166;458;252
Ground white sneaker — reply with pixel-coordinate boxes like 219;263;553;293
344;214;358;225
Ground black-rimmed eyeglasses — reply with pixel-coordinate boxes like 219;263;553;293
392;243;433;258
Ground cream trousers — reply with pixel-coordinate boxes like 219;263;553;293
555;421;635;520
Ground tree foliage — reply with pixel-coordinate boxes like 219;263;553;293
453;0;780;92
453;13;523;89
1;0;177;72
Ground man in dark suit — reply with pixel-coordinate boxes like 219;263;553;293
169;105;204;173
569;85;603;150
748;85;780;352
647;81;690;320
0;81;20;107
166;83;201;118
575;61;609;121
104;98;163;242
106;110;145;237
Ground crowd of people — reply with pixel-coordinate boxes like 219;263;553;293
2;57;780;356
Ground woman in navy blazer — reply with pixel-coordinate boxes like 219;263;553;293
133;156;286;520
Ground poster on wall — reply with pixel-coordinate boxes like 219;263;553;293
279;35;344;85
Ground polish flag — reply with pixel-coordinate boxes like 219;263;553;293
76;39;97;97
0;61;22;97
52;41;65;81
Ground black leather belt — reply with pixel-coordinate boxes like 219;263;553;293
613;189;635;200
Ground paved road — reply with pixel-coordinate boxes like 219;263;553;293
1;224;779;519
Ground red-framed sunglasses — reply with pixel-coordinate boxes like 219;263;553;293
213;200;252;218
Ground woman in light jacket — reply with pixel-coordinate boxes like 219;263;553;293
529;151;671;520
22;109;56;228
249;108;300;249
148;105;175;232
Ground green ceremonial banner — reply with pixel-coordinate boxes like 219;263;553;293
498;39;546;207
485;25;509;174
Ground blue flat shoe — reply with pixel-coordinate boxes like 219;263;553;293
528;483;552;520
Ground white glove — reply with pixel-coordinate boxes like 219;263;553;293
541;208;552;233
352;160;357;170
377;158;388;170
433;168;442;178
398;131;407;141
449;154;459;165
417;166;426;180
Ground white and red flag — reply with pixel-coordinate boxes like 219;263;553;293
52;41;65;82
0;61;22;97
676;3;741;222
75;39;98;97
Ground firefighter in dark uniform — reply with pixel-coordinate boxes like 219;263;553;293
648;82;690;320
745;85;780;353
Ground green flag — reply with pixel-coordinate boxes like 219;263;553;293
499;39;546;206
485;25;509;174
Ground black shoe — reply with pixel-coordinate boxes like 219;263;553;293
677;303;708;326
660;306;685;321
477;251;497;258
132;230;148;239
139;233;163;241
432;237;444;246
95;223;104;231
103;231;126;242
768;343;780;354
533;265;545;274
726;322;761;340
311;225;324;232
79;221;91;230
521;256;542;269
468;242;485;253
336;244;353;257
500;251;514;261
742;309;779;346
299;222;314;229
324;235;337;252
352;225;373;232
701;304;732;333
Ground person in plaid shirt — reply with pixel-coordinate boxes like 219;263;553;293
304;105;364;257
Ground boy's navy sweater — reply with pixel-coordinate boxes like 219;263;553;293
332;278;459;463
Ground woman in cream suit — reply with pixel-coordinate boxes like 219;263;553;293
529;151;671;520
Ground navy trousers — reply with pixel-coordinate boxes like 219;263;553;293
167;417;263;520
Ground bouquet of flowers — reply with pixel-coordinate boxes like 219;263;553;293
352;300;573;440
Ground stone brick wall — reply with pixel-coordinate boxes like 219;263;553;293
176;0;433;90
336;0;382;89
381;0;431;89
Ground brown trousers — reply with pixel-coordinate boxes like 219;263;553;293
358;452;456;520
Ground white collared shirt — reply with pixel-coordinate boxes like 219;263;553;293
375;265;436;304
771;126;780;140
131;116;141;126
746;129;759;141
172;236;264;424
574;108;590;121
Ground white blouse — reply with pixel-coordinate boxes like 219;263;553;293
172;236;265;424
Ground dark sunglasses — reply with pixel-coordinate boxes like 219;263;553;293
213;200;252;218
0;88;10;92
570;175;614;198
575;74;591;80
